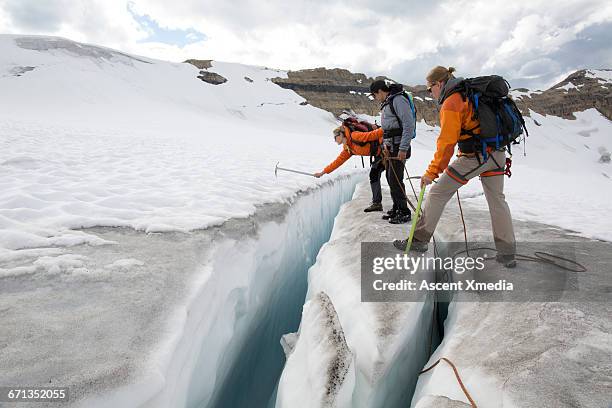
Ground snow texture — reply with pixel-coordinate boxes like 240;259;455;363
0;176;359;407
0;34;363;273
278;180;611;408
584;69;612;83
276;292;355;408
0;34;366;407
555;81;577;91
276;182;437;408
509;89;542;99
410;198;612;408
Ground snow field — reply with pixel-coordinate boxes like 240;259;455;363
0;35;365;278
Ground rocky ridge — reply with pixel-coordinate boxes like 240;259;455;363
271;68;612;124
185;60;611;124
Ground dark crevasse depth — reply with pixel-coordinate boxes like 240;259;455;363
198;176;360;408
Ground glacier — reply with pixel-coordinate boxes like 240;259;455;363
1;34;611;408
275;181;442;408
410;200;612;408
1;175;361;408
276;179;611;408
0;34;367;407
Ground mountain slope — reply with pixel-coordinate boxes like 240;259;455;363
270;67;612;123
513;69;612;120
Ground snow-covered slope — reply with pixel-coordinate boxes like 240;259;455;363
0;35;361;265
2;35;610;262
0;35;367;407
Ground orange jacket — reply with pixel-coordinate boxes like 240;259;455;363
425;93;480;180
324;127;384;174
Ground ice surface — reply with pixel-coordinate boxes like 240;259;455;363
414;396;470;408
277;179;611;408
203;178;358;408
276;292;355;408
276;182;437;408
410;197;612;408
0;176;359;407
14;36;151;64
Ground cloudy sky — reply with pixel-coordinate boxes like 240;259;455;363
1;0;611;89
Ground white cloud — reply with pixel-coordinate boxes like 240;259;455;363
0;0;610;88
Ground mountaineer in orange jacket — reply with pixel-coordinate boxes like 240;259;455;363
395;66;516;267
314;125;386;212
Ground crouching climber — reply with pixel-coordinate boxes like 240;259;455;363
314;124;385;213
394;66;522;268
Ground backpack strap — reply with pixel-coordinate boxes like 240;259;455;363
341;116;382;160
438;80;467;105
386;91;417;139
350;138;369;147
460;125;479;137
346;130;381;161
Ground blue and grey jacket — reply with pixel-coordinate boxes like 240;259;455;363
380;92;416;151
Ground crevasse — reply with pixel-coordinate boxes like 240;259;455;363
274;182;447;408
140;174;361;408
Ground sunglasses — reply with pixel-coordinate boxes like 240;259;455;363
426;83;434;93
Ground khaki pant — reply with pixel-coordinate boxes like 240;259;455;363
414;150;516;255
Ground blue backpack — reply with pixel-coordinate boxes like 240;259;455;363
386;83;417;139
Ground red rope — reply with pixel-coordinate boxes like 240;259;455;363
419;357;477;407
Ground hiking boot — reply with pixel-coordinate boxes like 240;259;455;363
363;202;383;212
382;209;397;220
393;238;428;252
388;212;411;224
496;254;517;268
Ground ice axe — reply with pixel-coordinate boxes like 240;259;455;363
275;162;315;178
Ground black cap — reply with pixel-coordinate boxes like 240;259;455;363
369;80;388;95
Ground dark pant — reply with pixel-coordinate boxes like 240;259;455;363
385;145;410;214
369;157;385;204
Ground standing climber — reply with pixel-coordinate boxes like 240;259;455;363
395;66;517;267
314;125;386;212
353;80;416;224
